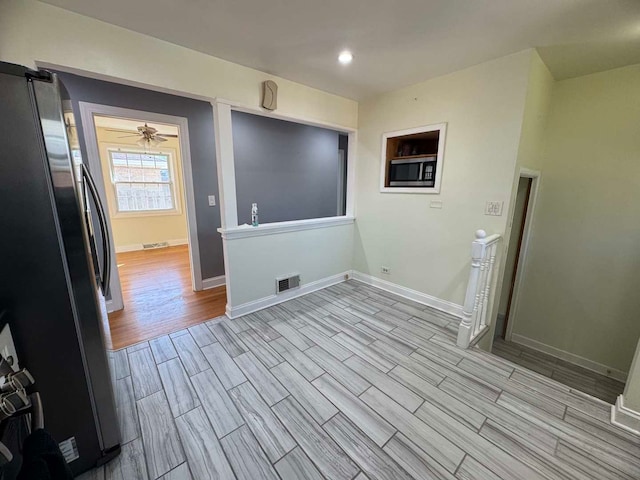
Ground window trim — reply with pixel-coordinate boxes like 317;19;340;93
106;147;182;218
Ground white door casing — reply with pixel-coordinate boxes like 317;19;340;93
79;102;203;312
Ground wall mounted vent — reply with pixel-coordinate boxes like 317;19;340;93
143;242;169;250
276;274;300;294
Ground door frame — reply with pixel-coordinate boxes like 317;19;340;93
504;168;541;341
79;102;203;312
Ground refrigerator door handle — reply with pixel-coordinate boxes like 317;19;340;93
81;164;111;297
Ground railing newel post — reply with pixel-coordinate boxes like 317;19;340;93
457;229;502;349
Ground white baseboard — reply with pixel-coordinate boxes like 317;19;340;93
202;275;226;290
350;271;463;318
510;333;628;382
115;238;188;253
611;395;640;435
226;271;350;319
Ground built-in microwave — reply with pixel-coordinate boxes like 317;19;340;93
388;156;437;187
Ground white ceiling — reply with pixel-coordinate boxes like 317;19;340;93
93;116;179;136
42;0;640;100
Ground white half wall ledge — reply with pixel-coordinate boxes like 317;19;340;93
611;395;640;436
510;333;628;383
218;216;355;240
225;271;350;318
350;271;464;319
202;275;226;290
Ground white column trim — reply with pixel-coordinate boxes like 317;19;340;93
212;100;238;229
345;131;357;217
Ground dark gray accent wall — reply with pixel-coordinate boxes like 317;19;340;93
53;71;224;279
232;110;347;224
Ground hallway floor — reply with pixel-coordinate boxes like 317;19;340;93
107;245;226;350
492;337;625;404
82;281;639;480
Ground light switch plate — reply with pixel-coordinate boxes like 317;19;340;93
485;201;503;216
208;195;216;207
430;200;443;209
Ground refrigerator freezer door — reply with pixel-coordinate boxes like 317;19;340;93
31;75;120;454
0;65;114;475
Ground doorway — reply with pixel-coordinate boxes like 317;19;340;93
78;105;225;348
495;172;537;340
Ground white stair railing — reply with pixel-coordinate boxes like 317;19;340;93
457;230;502;349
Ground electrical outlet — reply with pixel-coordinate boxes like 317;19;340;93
485;201;503;216
430;200;443;209
208;195;216;206
381;266;391;274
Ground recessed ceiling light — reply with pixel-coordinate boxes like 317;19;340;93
338;50;353;65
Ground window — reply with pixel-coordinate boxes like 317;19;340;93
108;150;177;213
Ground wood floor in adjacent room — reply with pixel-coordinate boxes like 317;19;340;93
84;281;639;480
107;245;226;350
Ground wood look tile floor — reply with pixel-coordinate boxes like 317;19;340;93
107;245;226;350
492;337;625;404
86;281;640;480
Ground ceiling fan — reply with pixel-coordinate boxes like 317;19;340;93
107;123;178;147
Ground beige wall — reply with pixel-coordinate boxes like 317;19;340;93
514;52;554;173
353;50;533;311
512;64;640;374
95;127;188;250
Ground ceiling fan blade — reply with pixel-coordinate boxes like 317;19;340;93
118;134;142;138
106;128;139;133
154;136;168;142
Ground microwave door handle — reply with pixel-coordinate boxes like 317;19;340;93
81;164;111;296
418;162;424;181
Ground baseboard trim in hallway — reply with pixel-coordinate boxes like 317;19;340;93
225;271;350;318
350;271;464;318
510;333;628;383
202;275;226;289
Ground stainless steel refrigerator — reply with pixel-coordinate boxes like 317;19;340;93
0;62;120;474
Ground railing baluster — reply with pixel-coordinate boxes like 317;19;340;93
457;230;502;349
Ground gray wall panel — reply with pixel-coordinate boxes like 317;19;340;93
54;71;224;279
232;111;346;225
